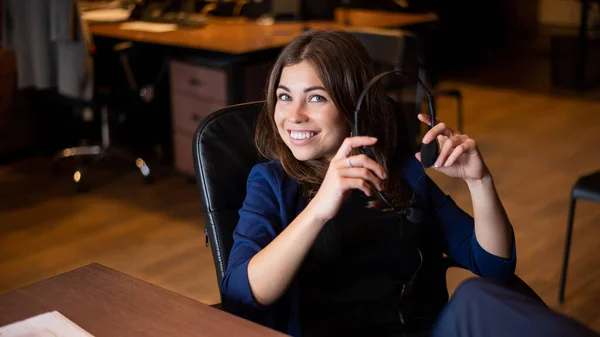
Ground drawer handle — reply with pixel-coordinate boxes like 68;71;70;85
189;78;203;87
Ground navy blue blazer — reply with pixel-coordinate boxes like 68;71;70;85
220;156;516;336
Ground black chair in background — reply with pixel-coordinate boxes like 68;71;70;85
192;101;545;306
52;41;162;192
347;27;463;149
559;170;600;303
52;39;172;192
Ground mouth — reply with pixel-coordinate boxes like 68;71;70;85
287;130;320;144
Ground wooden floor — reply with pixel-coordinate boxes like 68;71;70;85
2;53;600;332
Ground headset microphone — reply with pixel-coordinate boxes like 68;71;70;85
401;206;423;224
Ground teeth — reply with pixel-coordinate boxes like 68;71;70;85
290;131;316;140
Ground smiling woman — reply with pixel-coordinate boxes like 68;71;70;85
218;29;523;337
274;62;347;162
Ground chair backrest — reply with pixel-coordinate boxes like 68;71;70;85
193;101;266;285
347;27;409;67
347;27;423;88
348;27;425;150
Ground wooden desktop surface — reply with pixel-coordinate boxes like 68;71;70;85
0;263;287;337
88;9;438;54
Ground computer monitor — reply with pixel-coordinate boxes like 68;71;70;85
129;0;204;27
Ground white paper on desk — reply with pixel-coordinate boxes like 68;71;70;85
81;8;132;22
120;21;178;33
0;311;94;337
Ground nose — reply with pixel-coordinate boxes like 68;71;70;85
287;103;309;124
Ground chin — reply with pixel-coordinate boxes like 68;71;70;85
290;150;318;162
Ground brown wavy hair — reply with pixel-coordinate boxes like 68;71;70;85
255;30;410;208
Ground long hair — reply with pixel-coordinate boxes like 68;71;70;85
255;30;411;208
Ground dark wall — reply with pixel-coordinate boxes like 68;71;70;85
302;0;514;72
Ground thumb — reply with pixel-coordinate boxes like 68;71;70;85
415;152;440;171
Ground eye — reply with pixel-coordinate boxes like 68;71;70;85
309;95;326;102
278;93;291;101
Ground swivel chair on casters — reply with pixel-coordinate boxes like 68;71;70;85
53;41;166;192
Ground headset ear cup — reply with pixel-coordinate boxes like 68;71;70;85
420;140;439;168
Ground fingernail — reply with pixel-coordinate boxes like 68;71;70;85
434;160;440;168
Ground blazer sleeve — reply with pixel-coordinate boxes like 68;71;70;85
220;163;284;323
425;175;516;281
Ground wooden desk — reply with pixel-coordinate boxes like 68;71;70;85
88;9;438;54
0;263;287;337
333;8;438;29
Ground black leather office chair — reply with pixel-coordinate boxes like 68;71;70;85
192;101;545;306
193;101;266;287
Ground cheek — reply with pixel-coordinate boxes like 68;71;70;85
274;107;285;127
324;109;348;137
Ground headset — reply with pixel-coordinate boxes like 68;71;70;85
352;70;437;317
352;69;439;223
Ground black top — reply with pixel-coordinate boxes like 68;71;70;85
220;158;516;337
298;190;432;337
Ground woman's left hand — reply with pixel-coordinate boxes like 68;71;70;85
416;113;490;182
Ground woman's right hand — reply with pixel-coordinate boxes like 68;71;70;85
307;136;388;222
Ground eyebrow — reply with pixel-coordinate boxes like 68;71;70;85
277;85;326;93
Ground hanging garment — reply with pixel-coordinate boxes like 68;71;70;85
1;0;93;101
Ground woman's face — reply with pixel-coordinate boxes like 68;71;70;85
274;61;349;162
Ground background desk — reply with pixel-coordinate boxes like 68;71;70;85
89;9;438;54
0;263;287;337
87;9;437;176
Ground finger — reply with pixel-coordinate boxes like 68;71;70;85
444;138;476;167
344;177;374;197
422;122;455;144
443;144;464;168
415;152;421;162
417;113;440;127
435;134;450;148
435;135;467;168
342;154;387;180
338;167;383;191
333;136;378;160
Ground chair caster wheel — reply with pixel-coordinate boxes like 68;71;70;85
73;170;89;193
